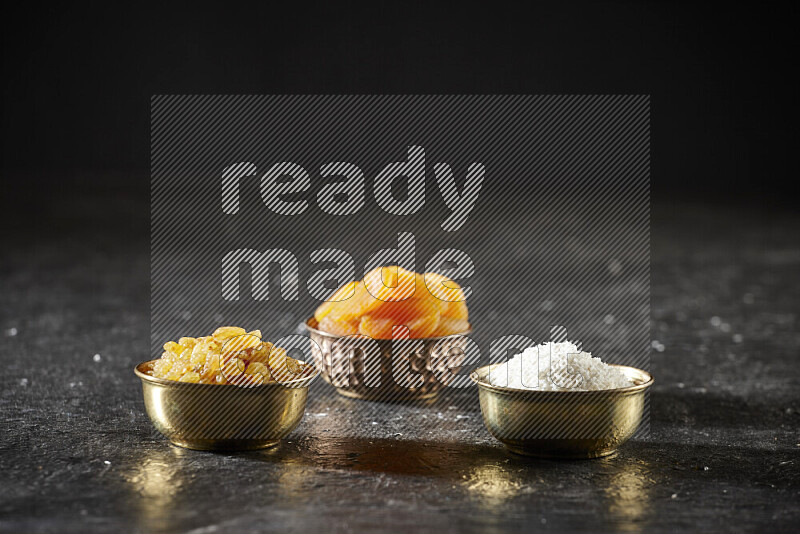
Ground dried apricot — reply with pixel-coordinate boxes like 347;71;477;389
423;272;468;319
313;281;358;322
314;269;468;340
318;316;359;336
423;272;465;302
431;317;471;337
443;300;469;320
364;266;417;302
325;282;383;323
358;297;441;339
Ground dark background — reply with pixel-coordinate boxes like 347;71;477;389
1;1;794;207
3;3;799;533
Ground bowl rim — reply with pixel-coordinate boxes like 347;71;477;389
303;316;473;341
469;362;653;395
134;358;319;388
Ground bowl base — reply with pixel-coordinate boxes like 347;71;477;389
168;438;280;451
504;444;618;459
334;388;439;403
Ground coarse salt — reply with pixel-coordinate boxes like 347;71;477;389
488;341;633;391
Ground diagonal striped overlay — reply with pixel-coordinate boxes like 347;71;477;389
151;95;650;444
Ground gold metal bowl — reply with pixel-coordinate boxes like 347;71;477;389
135;360;318;451
470;364;653;458
304;317;472;402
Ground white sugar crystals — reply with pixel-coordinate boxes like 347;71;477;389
488;342;634;391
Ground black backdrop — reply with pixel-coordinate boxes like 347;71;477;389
1;1;794;206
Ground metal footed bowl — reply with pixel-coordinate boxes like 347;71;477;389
471;364;653;459
304;317;472;402
135;360;318;451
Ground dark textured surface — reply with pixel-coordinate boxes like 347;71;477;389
1;179;798;533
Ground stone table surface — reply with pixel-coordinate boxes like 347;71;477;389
1;182;798;533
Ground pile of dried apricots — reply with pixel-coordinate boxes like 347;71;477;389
314;267;469;339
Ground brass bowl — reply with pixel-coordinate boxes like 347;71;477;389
304;317;472;402
471;364;653;459
134;360;318;451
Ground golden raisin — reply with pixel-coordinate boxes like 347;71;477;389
151;327;303;384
